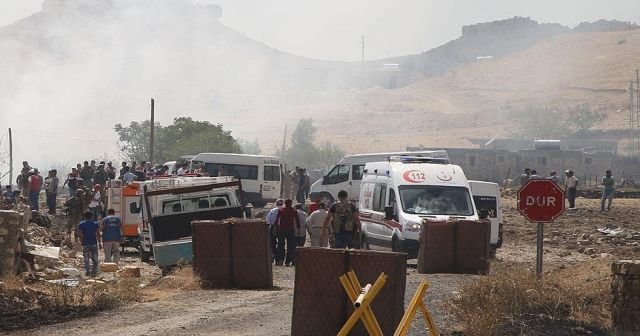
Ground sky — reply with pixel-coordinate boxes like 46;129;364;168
1;0;640;61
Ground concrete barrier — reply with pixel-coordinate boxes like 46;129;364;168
0;210;22;276
612;260;640;335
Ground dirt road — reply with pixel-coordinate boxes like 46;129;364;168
7;197;639;335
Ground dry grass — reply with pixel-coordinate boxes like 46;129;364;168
0;275;143;331
152;266;201;291
449;262;611;336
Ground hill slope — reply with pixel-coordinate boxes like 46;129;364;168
308;29;640;153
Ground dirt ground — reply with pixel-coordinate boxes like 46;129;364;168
6;196;639;336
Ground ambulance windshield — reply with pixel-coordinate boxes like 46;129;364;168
399;185;474;216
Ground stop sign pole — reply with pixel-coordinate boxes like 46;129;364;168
517;180;565;279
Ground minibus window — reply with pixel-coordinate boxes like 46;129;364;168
264;166;281;181
324;165;349;184
399;185;474;216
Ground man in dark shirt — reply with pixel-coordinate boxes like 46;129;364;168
274;199;301;266
77;211;101;276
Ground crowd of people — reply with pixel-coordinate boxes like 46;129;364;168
517;167;616;211
281;167;311;204
265;189;360;266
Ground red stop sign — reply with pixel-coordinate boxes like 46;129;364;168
518;180;565;222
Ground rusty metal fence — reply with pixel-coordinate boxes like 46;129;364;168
291;247;407;336
192;219;272;289
417;220;491;275
417;221;456;274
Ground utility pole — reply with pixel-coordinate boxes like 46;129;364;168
630;81;635;130
8;128;12;187
281;124;287;160
636;70;639;159
361;35;365;71
150;98;155;164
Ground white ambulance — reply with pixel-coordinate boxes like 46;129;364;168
358;156;478;258
309;150;449;203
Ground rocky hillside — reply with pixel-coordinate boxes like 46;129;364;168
0;0;638;163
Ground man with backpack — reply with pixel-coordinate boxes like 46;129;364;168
321;190;360;249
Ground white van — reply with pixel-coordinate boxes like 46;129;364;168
468;180;503;254
358;156;477;258
309;150;449;203
190;153;281;206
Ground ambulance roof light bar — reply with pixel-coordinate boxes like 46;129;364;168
388;156;449;164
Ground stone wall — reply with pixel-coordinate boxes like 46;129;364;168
611;260;640;335
0;211;22;277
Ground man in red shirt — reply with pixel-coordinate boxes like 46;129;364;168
274;199;300;266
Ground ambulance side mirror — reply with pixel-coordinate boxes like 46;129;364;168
384;206;394;220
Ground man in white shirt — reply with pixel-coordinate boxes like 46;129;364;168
306;202;329;247
564;170;579;209
265;199;284;263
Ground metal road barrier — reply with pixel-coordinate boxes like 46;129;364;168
393;280;438;336
338;271;388;336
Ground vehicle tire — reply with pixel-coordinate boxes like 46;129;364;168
391;236;401;253
319;192;334;205
490;247;497;259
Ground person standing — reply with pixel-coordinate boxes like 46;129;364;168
119;162;128;178
306;202;329;247
274;199;300;266
88;185;104;220
101;209;123;263
79;161;94;185
77;211;101;277
548;171;561;185
17;161;31;196
294;203;308;247
321;190;360;249
564;170;579;209
105;162;117;180
28;169;43;211
122;167;136;183
265;199;284;263
600;170;615;212
529;169;541;180
518;168;531;187
44;170;59;215
296;168;306;204
64;189;86;239
63;167;80;197
93;164;108;187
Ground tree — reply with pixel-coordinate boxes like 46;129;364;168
114;117;241;163
566;103;606;134
509;104;607;139
238;138;262;155
280;118;345;170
